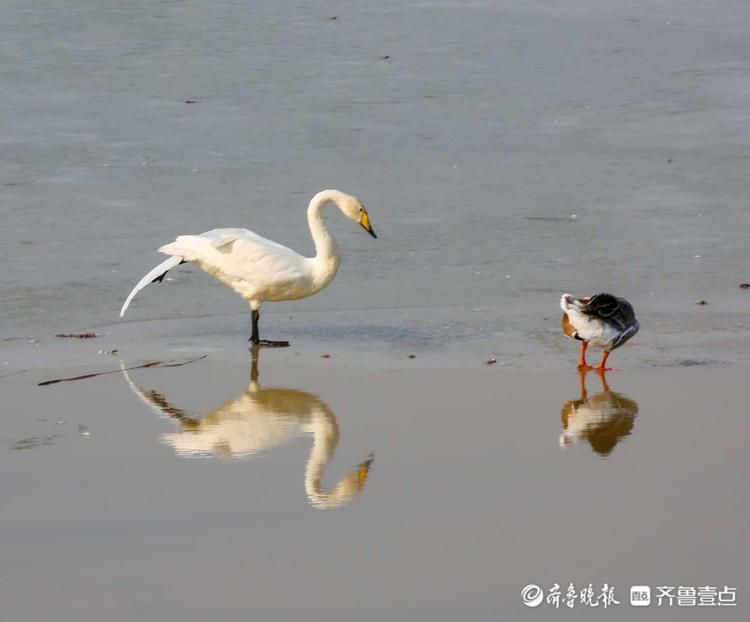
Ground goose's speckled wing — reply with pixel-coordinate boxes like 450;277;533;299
578;293;639;348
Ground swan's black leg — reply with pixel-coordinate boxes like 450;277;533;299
249;309;260;344
249;309;289;348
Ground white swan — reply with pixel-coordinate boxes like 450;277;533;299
121;349;374;509
119;189;377;346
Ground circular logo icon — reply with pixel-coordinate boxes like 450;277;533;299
521;584;544;608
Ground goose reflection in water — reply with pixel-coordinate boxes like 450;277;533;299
560;371;639;456
122;348;373;509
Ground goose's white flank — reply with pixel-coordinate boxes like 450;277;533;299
119;189;377;346
560;292;639;371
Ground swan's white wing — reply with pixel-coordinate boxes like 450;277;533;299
212;232;308;283
160;228;299;261
120;255;183;317
160;228;311;296
199;228;294;254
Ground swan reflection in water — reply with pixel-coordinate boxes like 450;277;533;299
560;371;639;456
122;348;373;509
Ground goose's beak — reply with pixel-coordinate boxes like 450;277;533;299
359;210;377;239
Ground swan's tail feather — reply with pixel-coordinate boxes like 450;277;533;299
120;256;184;317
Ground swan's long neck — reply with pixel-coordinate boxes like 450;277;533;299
304;408;372;509
307;190;343;286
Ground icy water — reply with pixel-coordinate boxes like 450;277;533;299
1;0;749;620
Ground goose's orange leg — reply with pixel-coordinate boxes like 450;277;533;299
577;368;589;399
594;350;612;373
597;368;611;392
577;341;593;371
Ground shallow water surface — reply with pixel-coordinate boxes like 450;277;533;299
2;346;748;621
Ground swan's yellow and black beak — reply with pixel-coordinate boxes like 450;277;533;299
356;454;374;489
359;210;377;239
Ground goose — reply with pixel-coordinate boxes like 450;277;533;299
560;370;639;455
121;349;374;509
119;189;377;346
560;293;639;371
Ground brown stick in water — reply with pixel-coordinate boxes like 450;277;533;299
38;355;207;387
